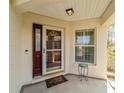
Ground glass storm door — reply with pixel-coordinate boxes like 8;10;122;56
43;26;64;75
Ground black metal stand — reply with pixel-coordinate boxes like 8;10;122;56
78;64;88;81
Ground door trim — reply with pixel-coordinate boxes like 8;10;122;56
42;25;64;75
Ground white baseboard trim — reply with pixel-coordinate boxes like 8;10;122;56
67;73;107;80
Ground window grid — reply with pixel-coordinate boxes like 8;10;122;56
75;29;95;64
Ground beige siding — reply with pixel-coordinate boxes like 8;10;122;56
10;6;114;93
68;18;107;78
10;5;23;93
21;12;70;83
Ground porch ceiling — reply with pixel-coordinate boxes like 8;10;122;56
14;0;112;21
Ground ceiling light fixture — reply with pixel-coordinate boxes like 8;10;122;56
66;8;74;16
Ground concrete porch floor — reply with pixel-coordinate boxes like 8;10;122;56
21;75;114;93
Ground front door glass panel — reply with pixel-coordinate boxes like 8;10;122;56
46;29;62;72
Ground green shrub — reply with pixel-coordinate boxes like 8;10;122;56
107;42;115;72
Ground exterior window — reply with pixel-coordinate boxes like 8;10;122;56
75;29;95;64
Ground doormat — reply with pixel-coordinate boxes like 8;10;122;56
45;75;68;88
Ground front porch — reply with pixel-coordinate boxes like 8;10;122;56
10;0;115;93
21;74;114;93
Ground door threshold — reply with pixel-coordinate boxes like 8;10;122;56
32;75;44;83
32;72;65;84
33;75;42;80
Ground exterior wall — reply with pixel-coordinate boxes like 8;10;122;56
10;9;114;93
68;19;107;79
21;13;107;83
10;5;23;93
21;12;70;84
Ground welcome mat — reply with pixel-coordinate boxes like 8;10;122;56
45;75;68;88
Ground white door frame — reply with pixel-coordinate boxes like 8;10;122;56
42;25;64;75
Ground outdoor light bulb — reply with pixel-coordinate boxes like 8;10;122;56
68;10;73;15
66;8;74;16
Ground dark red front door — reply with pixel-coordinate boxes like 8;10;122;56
33;24;42;77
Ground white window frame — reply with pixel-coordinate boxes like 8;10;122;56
75;28;97;65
